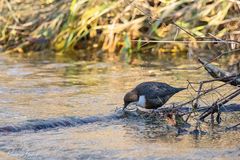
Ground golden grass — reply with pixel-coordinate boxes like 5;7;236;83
1;0;240;61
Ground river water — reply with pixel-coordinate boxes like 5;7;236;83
0;54;239;160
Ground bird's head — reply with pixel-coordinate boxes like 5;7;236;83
123;90;138;110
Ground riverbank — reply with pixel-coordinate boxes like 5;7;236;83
1;0;240;62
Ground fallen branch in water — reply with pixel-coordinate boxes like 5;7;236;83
196;49;240;70
226;122;240;131
198;58;240;86
193;57;240;124
199;88;240;122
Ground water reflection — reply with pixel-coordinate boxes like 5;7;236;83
0;54;239;159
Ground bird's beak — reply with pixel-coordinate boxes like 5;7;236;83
123;103;128;110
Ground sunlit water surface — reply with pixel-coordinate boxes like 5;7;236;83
0;54;239;160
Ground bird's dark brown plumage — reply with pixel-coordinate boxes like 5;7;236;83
123;81;185;109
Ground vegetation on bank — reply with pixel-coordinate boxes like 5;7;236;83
0;0;239;62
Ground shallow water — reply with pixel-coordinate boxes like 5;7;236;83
0;54;239;160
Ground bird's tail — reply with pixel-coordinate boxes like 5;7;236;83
176;87;186;92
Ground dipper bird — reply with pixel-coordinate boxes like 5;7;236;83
123;82;185;110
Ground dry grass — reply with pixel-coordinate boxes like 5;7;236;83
0;0;240;61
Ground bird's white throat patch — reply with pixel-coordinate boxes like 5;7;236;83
137;95;146;107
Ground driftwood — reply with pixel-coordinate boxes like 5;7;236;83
197;58;239;121
198;58;240;86
199;88;240;121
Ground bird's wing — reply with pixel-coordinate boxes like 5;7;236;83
136;82;176;99
145;95;172;109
